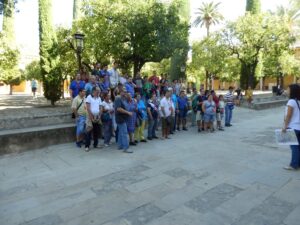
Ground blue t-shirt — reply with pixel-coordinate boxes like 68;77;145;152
125;82;135;98
69;80;85;98
85;82;98;97
204;100;215;115
137;100;147;120
171;94;177;110
177;96;188;110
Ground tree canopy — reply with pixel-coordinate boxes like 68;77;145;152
78;0;189;75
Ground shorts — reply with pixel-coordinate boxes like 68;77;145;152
196;111;204;121
76;115;86;136
204;113;216;123
216;113;224;122
32;87;37;92
178;109;187;118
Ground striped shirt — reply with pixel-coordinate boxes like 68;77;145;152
224;92;234;105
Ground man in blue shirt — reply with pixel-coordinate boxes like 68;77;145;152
125;77;136;98
177;90;189;131
69;73;85;100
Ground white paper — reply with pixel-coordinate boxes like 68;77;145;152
275;129;299;146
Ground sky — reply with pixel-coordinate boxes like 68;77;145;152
0;0;290;66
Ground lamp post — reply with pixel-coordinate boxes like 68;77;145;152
73;33;85;71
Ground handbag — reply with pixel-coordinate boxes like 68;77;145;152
72;99;84;119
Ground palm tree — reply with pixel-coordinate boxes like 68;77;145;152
193;1;223;89
193;1;223;37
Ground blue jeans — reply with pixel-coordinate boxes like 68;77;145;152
76;115;86;136
103;120;112;145
117;122;129;150
148;119;158;138
225;104;233;125
290;130;300;168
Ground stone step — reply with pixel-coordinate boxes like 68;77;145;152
0;112;73;131
0;123;76;155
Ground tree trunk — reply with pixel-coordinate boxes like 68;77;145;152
205;70;209;90
133;60;144;77
9;84;13;95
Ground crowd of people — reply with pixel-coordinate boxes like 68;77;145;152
70;62;236;153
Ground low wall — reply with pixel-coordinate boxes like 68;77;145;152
0;124;76;155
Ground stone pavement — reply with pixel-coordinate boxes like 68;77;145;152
1;106;300;225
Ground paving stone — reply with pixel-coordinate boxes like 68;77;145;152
19;214;63;225
164;168;190;178
274;179;300;204
284;205;300;225
125;174;173;193
185;183;243;213
233;196;295;225
109;203;167;225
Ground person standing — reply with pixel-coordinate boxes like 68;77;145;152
196;89;207;133
84;75;98;97
84;87;102;151
224;86;235;127
31;79;38;98
190;88;198;127
160;89;174;139
101;93;114;147
114;88;133;153
282;84;300;170
135;93;148;143
217;95;225;131
202;94;216;132
71;88;86;148
125;93;138;146
125;76;136;98
147;93;159;140
149;70;160;86
69;73;85;101
109;61;120;101
133;71;144;94
177;91;189;131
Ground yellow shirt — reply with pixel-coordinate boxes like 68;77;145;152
71;95;87;116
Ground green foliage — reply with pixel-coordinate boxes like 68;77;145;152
78;0;189;74
24;60;41;81
246;0;261;14
191;33;228;88
222;13;295;89
38;0;62;105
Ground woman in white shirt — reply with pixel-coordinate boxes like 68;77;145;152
101;92;114;147
282;84;300;170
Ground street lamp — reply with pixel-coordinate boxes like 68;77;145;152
73;33;85;70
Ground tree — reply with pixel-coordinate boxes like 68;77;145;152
222;13;293;89
0;0;23;95
191;33;228;89
169;0;190;80
79;0;189;75
193;1;223;37
0;34;22;94
24;60;42;81
193;1;223;88
38;0;61;105
246;0;261;14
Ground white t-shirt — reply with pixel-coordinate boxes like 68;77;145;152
160;97;173;118
285;99;300;130
86;95;102;116
102;101;113;111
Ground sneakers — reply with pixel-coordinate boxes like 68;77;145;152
130;142;137;146
283;166;297;171
153;136;159;139
182;127;188;131
147;137;153;140
198;128;201;133
104;144;109;147
140;139;147;143
85;147;90;152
